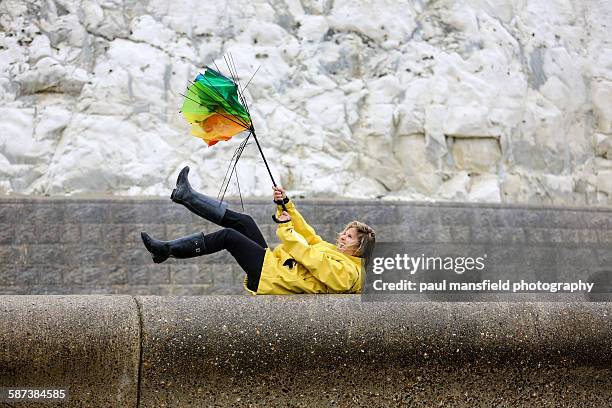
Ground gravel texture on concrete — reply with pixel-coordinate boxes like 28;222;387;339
0;295;140;407
1;295;610;407
137;296;612;407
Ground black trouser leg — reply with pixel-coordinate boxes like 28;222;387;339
172;168;268;249
219;209;268;249
203;229;265;292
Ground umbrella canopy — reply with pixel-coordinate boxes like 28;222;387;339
181;67;251;146
179;58;290;223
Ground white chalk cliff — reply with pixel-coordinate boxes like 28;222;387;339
0;0;611;204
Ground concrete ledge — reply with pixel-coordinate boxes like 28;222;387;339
0;295;140;407
138;296;612;407
1;296;611;407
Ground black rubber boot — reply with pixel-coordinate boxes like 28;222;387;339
141;232;206;264
171;166;228;224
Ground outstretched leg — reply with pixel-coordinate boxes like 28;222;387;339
171;166;268;248
141;231;205;264
201;229;264;290
219;209;268;249
141;229;264;291
171;166;228;224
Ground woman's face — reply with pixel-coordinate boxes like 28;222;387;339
337;227;360;256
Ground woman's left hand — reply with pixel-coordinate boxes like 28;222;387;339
277;211;291;222
273;186;286;202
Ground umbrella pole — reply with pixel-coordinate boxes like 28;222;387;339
250;129;278;186
250;128;290;223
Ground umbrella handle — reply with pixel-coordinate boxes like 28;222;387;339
272;199;291;224
272;214;291;223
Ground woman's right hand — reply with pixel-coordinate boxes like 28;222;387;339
273;186;286;202
277;210;291;222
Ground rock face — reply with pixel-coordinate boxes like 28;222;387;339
0;0;610;204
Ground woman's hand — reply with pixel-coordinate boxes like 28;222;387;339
277;211;291;222
273;186;287;202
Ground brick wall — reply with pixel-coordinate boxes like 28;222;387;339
0;197;610;295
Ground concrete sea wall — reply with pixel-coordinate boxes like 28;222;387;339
0;296;611;407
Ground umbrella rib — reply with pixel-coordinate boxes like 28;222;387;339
230;53;243;87
234;162;245;211
217;134;250;199
225;54;252;118
224;55;250;117
218;53;253;123
222;55;238;94
218;136;248;195
226;53;252;117
224;138;249;203
211;61;224;76
227;53;250;112
236;84;251;116
241;64;261;95
225;54;240;86
217;150;239;202
218;134;250;203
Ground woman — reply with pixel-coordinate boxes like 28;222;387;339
141;166;376;295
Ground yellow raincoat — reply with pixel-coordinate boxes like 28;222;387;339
243;201;363;295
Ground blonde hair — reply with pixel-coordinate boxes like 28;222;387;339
336;221;376;266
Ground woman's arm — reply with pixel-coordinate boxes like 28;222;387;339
276;222;358;292
273;187;322;245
